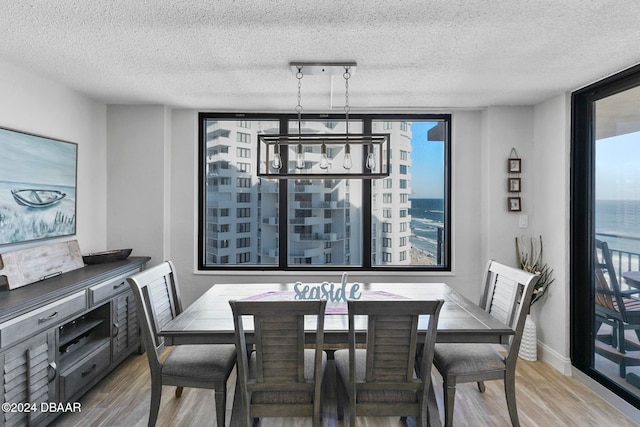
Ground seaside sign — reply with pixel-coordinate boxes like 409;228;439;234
293;272;361;302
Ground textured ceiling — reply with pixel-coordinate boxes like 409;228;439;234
1;0;640;111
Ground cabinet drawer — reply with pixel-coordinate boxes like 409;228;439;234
88;271;135;306
0;290;86;349
59;340;111;401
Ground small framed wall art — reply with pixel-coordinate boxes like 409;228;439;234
508;197;521;212
508;177;521;193
508;158;521;173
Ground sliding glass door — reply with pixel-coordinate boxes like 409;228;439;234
572;64;640;408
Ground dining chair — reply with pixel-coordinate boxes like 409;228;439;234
594;239;640;378
333;299;445;427
432;260;538;427
229;299;327;427
128;261;237;427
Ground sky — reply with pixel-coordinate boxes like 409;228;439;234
409;121;444;199
596;130;640;201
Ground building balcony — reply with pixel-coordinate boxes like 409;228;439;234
292;232;343;241
289;247;324;258
205;122;231;141
291;200;345;209
261;248;279;258
289;216;324;225
262;217;278;225
292;182;324;193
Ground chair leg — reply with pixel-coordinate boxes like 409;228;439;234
477;381;486;393
349;384;357;427
336;372;345;420
504;372;521;427
214;386;227;427
175;386;183;397
148;380;162;427
443;376;457;427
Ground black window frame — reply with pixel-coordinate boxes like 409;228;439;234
571;63;640;408
198;112;452;272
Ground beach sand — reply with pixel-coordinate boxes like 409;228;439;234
410;247;436;266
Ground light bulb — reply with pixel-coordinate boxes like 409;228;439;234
271;153;282;170
320;154;329;169
319;144;329;169
343;143;352;170
343;153;352;170
295;144;305;169
366;152;376;170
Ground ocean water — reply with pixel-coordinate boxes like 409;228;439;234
596;199;640;254
409;198;444;260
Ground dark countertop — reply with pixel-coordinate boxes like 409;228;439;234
0;256;150;323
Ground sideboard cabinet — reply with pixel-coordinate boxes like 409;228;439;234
0;257;149;426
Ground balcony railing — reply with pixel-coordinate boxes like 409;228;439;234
596;232;640;281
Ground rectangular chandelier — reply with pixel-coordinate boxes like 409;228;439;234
257;133;390;179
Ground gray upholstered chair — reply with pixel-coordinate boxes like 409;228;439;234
333;299;444;427
128;261;236;427
432;260;538;427
229;299;327;427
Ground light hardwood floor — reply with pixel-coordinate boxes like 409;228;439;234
52;350;639;427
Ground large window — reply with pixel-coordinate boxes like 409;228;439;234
572;63;640;408
198;113;451;271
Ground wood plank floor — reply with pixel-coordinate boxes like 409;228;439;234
52;350;639;427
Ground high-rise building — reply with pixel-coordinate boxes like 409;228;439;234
203;118;413;266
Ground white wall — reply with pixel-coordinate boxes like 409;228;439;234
532;94;572;373
481;106;534;266
106;105;170;265
479;103;571;372
0;60;107;253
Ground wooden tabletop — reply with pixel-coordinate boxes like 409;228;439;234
159;282;514;346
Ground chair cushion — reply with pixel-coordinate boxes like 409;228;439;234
433;343;505;376
334;349;417;403
162;344;236;381
249;348;327;404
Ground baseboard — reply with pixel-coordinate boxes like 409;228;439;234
538;341;572;375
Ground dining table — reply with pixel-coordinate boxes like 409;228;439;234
158;282;515;427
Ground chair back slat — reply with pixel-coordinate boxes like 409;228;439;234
127;261;182;372
594;239;628;318
349;299;443;390
595;265;617;311
254;314;305;383
366;315;417;382
488;275;520;327
481;261;539;368
148;275;176;331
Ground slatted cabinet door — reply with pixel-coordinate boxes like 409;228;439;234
112;291;139;363
1;330;56;427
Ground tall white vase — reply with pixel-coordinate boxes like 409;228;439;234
518;314;537;361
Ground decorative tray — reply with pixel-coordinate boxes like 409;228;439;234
82;248;132;264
